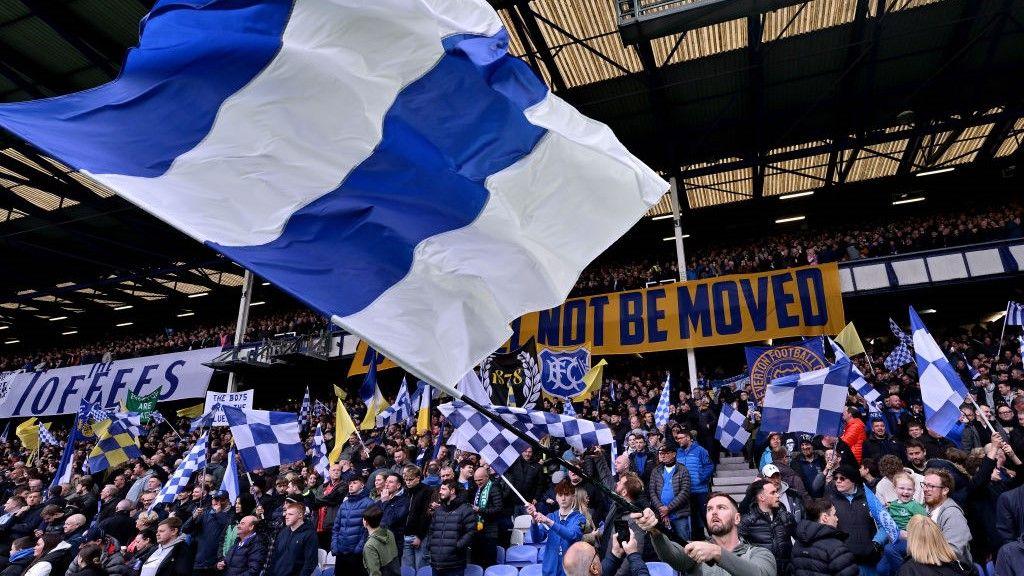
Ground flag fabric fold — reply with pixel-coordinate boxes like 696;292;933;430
910;306;969;437
360;351;389;430
220;446;240;505
1006;301;1024;326
573;358;608;402
0;0;665;390
87;417;142;473
829;337;880;405
375;377;413;428
299;387;311;429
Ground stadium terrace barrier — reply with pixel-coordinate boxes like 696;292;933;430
837;238;1024;294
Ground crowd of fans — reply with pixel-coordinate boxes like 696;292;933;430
0;310;323;373
572;201;1023;296
0;307;1020;576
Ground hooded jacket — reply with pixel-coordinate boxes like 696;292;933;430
791;519;859;576
332;491;372;555
427;497;475;571
739;505;795;574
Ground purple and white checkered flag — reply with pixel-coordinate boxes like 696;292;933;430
437;400;613;475
151;433;207;510
715;403;750;454
312;400;331;418
1006;301;1024;326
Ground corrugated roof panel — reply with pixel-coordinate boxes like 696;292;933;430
763;0;857;42
531;0;641;86
764;143;830;196
0;166;26;181
932;123;993;167
11;185;77;211
683;159;752;208
2;148;52;176
69;172;117;198
913;130;955;167
685;187;750;208
66;0;147;49
995;118;1024;158
845;139;907;182
652;19;746;64
0;18;91;74
497;8;529;57
646;192;672;216
0;0;30;24
890;0;945;11
155;278;208;294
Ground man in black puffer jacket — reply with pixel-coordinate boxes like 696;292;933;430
792;497;859;576
739;479;795;575
428;480;475;576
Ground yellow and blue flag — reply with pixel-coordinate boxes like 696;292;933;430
358;350;389;431
87;417;142;473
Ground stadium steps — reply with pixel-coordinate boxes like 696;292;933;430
711;455;756;501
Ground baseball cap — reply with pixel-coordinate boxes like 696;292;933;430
211;490;229;500
760;464;780;477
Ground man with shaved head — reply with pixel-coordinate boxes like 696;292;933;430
563;525;648;576
218;515;266;576
63;513;89;553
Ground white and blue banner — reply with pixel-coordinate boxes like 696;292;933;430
538;346;591;399
0;347;221;418
0;0;665;389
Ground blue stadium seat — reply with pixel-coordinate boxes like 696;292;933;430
986;561;997;576
496;545;506;564
484;566;517;576
416;566;434;576
523;528;536;544
975;564;986;576
402;568;416;576
647;562;674;576
505;545;538;566
465;565;484;576
519;565;543;576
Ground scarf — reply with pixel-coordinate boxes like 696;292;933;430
475;481;492;530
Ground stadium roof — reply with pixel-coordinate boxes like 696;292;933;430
0;0;1021;337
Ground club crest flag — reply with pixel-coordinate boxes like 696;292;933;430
480;339;541;409
745;337;828;401
538;345;591;399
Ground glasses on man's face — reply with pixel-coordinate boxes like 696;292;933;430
921;482;942;490
834;475;848;482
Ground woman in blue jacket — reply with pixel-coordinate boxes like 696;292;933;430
526;480;585;576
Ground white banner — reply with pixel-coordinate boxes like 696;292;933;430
0;347;222;418
204;390;254;426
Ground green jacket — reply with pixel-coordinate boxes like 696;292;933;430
650;532;776;576
363;527;399;576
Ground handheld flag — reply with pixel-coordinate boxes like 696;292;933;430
0;0;665;390
762;361;851;436
177;403;205;419
87;417;142;473
37;424;60;447
835;322;866;356
573;358;608;403
653;373;672;431
865;485;900;544
359;351;389;430
829;338;880;404
375;377;414;428
0;421;8;444
438;400;613;475
221;405;304;471
330;398;358;463
884;318;914;371
910;306;969;437
456;369;490;406
299;387;311;429
413;381;431;435
715;403;751;454
220;446;240;505
312;425;330;479
152;434;208;510
16;418;41;459
1006;301;1024;326
563;400;577;417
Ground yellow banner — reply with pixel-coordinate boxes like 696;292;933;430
350;263;845;375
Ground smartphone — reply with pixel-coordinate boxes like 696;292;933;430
614;519;630;545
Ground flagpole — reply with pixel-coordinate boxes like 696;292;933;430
862;351;877;378
669;177;699;389
989;302;1010;381
227;270;255;393
498;473;529;506
971;396;1022;465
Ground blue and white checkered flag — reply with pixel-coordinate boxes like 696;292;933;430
829;337;880;404
221;405;304;470
376;378;414;428
220;445;239;505
312;424;330;478
884;318;914;372
437;400;613;475
299;387;311;429
563;401;576;417
312;400;331;418
150;410;166;425
654;373;671;431
152;433;207;510
37;424;60;447
762;360;851;436
1006;301;1024;326
715;403;750;454
910;306;969;437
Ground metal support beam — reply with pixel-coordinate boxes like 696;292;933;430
747;13;765;198
513;2;568;93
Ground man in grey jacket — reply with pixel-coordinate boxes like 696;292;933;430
923;469;972;562
632;492;776;576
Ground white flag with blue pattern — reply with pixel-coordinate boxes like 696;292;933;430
221;405;304;470
312;424;330;478
220;446;240;505
762;361;851;436
909;306;969;437
0;0;666;390
829;337;880;404
153;434;207;510
654;373;671;431
715;403;750;454
1007;301;1024;326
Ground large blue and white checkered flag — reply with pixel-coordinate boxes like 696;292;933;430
715;403;750;454
312;424;330;478
438;400;613;474
829;337;880;404
376;378;414;428
762;360;851;436
221;405;304;470
654;373;671;431
220;446;239;505
37;424;60;447
152;434;207;510
910;306;969;437
884;318;914;371
1006;301;1024;326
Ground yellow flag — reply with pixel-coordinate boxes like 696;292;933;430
176;402;205;418
572;359;608;402
333;385;348;400
330;398;357;463
16;418;40;462
835;322;866;356
415;385;431;435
